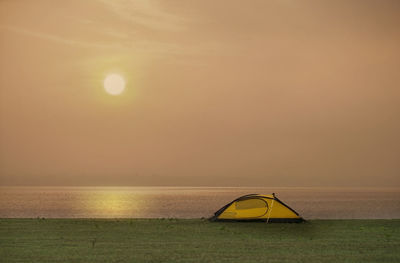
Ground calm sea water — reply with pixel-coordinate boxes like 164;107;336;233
0;187;399;219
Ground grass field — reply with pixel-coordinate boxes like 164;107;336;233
0;219;399;262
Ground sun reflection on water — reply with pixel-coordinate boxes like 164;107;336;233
85;190;140;218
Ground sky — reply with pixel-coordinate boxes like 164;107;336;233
0;0;399;187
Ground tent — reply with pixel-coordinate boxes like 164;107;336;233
210;193;304;222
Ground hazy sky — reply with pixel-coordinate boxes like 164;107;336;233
0;0;399;186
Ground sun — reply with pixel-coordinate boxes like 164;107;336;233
104;74;125;95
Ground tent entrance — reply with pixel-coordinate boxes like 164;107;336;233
222;197;269;219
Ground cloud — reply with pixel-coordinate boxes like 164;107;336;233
0;0;188;50
0;24;205;59
0;25;121;49
98;0;187;31
0;0;218;58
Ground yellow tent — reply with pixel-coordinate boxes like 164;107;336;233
210;193;304;222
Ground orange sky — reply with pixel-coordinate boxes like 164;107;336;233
0;0;399;186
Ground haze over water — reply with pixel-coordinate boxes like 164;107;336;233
1;187;399;219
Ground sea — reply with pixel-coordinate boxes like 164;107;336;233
0;187;399;219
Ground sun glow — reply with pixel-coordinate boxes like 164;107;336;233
103;74;125;95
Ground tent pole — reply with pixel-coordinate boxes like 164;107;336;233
266;196;275;224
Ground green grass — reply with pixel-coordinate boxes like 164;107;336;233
0;219;399;262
